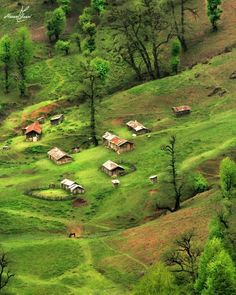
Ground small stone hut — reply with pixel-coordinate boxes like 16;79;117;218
126;120;150;135
102;160;125;177
172;106;191;116
47;147;72;165
61;179;85;195
50;114;64;125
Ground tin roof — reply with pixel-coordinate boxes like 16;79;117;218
172;106;191;113
61;178;75;186
48;147;72;161
103;132;116;141
69;183;84;191
25;121;42;135
110;137;128;147
102;160;124;171
126;120;148;132
50;114;64;121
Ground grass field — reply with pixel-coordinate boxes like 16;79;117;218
0;0;236;294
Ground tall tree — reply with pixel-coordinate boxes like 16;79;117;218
0;252;14;291
0;34;12;94
207;0;223;32
158;135;183;212
109;0;172;80
57;0;71;14
45;7;66;41
220;157;236;198
80;57;110;146
165;0;198;51
170;39;181;74
13;27;32;97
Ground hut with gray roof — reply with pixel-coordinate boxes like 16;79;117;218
47;147;72;165
102;160;125;177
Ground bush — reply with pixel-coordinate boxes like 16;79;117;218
24;145;49;154
192;172;209;194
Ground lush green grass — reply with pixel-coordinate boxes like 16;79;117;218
0;1;236;292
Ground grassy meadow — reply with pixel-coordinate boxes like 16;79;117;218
0;0;235;294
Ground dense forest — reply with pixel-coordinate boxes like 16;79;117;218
0;0;235;294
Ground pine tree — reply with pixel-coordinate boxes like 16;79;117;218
0;34;12;93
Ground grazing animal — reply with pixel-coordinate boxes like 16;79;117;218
69;233;76;238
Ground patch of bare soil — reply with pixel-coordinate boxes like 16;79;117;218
111;117;125;126
72;198;88;207
67;223;84;238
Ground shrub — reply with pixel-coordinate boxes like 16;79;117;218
192;172;209;194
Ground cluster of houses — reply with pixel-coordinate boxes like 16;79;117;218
22;114;64;142
22;105;191;195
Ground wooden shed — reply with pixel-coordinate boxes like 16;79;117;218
24;121;42;142
172;106;191;116
126;120;150;135
102;160;125;177
61;179;85;195
47;147;72;165
50;114;64;125
102;132;134;154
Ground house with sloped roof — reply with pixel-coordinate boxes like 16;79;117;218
102;132;134;154
23;121;42;142
50;114;64;125
172;106;191;116
126;120;150;135
61;179;85;194
102;160;125;176
47;147;72;165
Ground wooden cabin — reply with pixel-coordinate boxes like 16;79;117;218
61;179;85;195
47;147;72;165
149;175;158;184
24;121;42;142
126;120;150;135
102;132;134;154
112;179;120;188
102;160;125;177
172;106;191;116
50;114;64;125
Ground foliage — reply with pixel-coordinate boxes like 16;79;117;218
220;157;236;198
207;0;223;31
57;0;71;14
134;263;178;295
192;172;209;194
24;145;49;154
0;34;12;93
55;40;70;55
45;7;66;41
171;39;181;74
91;0;106;13
13;27;33;97
0;252;14;291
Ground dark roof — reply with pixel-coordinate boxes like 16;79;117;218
25;121;42;135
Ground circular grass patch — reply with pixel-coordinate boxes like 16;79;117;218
27;188;73;201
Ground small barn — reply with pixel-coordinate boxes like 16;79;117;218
102;160;125;177
50;114;64;125
47;147;72;165
102;132;134;154
24;121;42;142
172;106;191;116
61;179;85;194
126;120;150;135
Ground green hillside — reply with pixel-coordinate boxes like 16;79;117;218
0;0;235;294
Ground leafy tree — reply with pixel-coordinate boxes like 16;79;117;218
45;7;66;41
55;40;70;55
13;27;33;97
220;157;236;198
207;0;223;32
158;135;183;212
80;57;110;146
109;0;172;80
73;33;82;52
91;0;106;14
0;34;12;93
57;0;71;14
0;252;14;291
134;263;178;295
170;39;181;74
192;172;209;194
199;250;236;295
